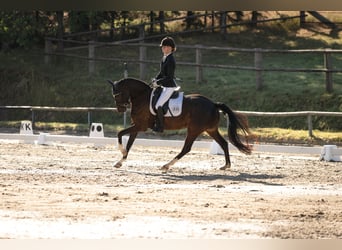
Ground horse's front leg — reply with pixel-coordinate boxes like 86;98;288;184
114;127;138;168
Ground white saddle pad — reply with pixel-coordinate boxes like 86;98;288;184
149;90;184;117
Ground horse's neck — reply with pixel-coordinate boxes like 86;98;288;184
128;80;151;101
128;82;151;113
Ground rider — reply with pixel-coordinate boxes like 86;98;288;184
151;36;178;133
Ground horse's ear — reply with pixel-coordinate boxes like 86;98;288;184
107;79;115;87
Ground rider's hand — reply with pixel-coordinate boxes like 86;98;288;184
151;80;159;88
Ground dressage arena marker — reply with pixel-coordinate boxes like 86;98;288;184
35;133;51;145
19;120;33;135
320;145;342;161
0;132;342;161
89;123;104;137
210;141;225;155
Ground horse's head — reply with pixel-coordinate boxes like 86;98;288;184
107;79;131;113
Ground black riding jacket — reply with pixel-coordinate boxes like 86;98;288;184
155;53;177;87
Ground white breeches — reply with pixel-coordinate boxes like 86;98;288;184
155;87;176;108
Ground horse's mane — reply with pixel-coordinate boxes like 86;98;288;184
122;77;151;88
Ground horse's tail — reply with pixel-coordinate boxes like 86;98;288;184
215;102;253;154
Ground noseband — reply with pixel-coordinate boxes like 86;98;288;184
114;92;130;110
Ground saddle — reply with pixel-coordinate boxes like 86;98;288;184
149;86;183;117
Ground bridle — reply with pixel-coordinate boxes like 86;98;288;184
113;91;130;110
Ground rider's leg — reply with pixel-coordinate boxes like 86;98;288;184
155;87;175;108
153;88;175;132
153;106;164;132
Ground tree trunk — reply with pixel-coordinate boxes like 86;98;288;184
159;11;165;34
185;11;194;30
149;11;155;34
251;11;258;28
56;11;64;52
220;11;227;35
110;11;116;40
211;11;215;32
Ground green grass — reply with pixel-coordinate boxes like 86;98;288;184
252;127;342;146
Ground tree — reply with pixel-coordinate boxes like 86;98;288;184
251;11;260;28
119;11;130;38
184;11;203;30
0;11;51;49
108;11;118;40
158;11;165;34
68;11;90;33
148;11;155;34
56;11;64;51
220;11;228;34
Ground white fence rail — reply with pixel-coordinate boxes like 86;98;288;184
1;106;342;137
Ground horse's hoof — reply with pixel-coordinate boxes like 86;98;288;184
114;162;122;168
220;165;231;170
160;165;169;173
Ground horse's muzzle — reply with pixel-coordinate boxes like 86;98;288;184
116;103;129;113
117;106;126;112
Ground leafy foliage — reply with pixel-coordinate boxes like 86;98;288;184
0;11;54;49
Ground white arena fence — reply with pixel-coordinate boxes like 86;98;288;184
0;132;341;162
1;105;342;137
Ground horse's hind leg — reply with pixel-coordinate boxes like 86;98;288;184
207;129;231;170
161;132;199;173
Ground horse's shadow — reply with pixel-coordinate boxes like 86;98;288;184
164;172;284;186
120;169;284;186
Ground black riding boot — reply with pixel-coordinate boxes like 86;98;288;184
153;106;164;133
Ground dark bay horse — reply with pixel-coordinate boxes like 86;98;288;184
107;77;252;172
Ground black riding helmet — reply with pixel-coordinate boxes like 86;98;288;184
160;36;176;50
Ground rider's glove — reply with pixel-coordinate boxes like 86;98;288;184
151;79;159;88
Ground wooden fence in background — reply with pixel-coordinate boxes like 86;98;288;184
44;37;342;92
43;11;342;91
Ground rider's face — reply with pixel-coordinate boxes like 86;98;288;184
161;45;172;55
